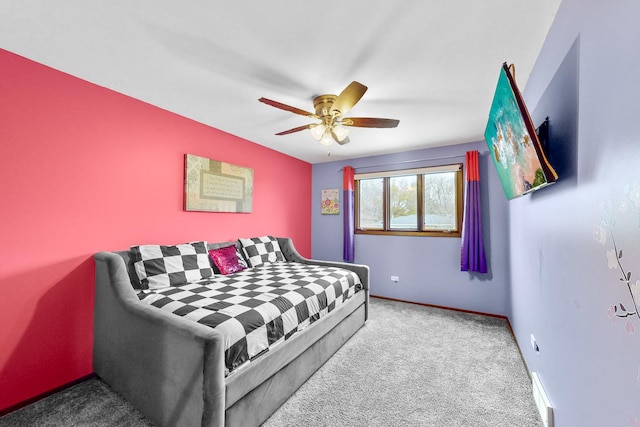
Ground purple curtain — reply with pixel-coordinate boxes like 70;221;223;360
343;166;355;262
461;151;487;273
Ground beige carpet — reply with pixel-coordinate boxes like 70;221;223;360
262;297;542;427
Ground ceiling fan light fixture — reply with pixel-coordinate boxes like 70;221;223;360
332;125;349;142
319;131;333;146
309;124;326;141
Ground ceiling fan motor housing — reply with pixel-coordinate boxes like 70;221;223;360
313;94;339;117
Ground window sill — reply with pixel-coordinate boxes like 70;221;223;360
355;230;461;238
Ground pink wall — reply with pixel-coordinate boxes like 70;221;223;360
0;49;312;411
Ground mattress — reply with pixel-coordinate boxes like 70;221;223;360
138;262;362;374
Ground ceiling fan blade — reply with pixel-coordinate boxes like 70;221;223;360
341;117;400;128
259;97;318;119
330;81;368;116
275;124;312;136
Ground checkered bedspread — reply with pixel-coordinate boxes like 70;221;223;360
138;262;362;374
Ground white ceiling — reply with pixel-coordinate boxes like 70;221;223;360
0;1;561;164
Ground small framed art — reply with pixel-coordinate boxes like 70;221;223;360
321;189;339;214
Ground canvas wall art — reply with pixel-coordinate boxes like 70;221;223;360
484;63;558;199
184;154;253;212
321;189;339;214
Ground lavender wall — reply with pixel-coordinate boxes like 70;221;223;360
313;1;640;424
312;141;511;316
510;0;640;424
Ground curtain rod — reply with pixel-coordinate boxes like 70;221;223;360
339;152;478;172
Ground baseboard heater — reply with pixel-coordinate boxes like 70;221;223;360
532;371;553;427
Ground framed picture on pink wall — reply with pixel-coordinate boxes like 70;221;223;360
184;153;253;212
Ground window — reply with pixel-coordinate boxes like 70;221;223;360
355;164;463;237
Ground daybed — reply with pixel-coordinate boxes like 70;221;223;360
93;237;369;427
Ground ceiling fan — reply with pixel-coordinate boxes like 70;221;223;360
259;81;399;146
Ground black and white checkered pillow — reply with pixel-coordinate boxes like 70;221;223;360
238;236;285;267
131;241;213;290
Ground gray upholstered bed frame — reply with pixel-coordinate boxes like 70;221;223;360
93;237;369;427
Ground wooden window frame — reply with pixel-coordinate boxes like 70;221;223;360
354;164;464;237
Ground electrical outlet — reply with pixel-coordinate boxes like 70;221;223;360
530;334;540;354
390;275;399;283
